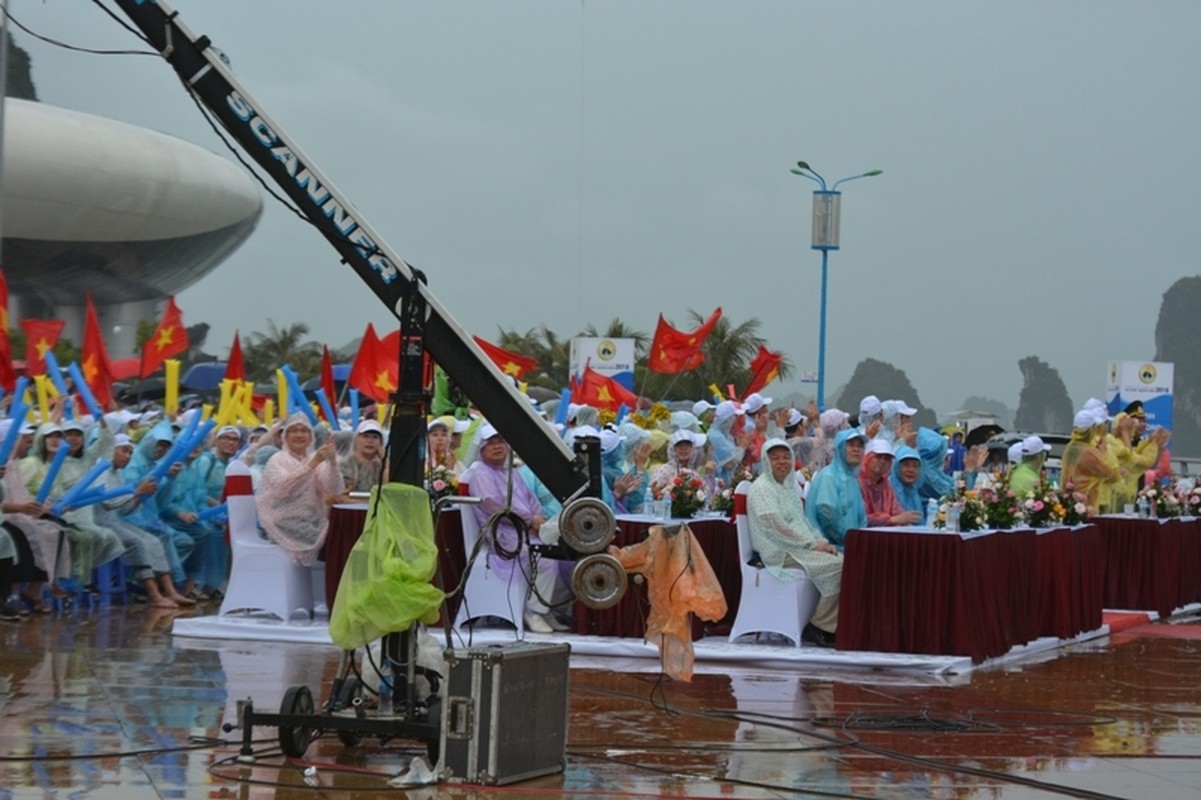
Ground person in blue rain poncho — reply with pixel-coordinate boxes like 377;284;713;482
600;426;648;514
164;438;227;599
915;426;988;502
890;445;926;523
804;428;868;549
706;401;746;485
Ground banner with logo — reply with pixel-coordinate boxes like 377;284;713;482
1106;360;1173;430
570;337;635;390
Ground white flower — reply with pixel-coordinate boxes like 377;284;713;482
1074;502;1087;515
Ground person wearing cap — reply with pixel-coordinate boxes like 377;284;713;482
117;423;198;596
806;408;850;475
707;401;746;485
804;429;868;549
649;429;710;501
424;417;461;476
856;395;884;440
44;418;127;590
857;439;920;527
692;400;716;430
338;419;387;494
879;400;918;449
256;412;345;566
600;425;648;514
747;439;843;648
740;393;773;477
1;422;73;612
467;424;572;634
93;434;195;608
1061;410;1120;513
1009;435;1052;498
1109;409;1170;508
890;445;927;523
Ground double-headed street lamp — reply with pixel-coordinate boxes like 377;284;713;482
789;160;882;410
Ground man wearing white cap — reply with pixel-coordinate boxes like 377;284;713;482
708;401;746;485
692;400;716;430
466;424;572;633
857;395;884;439
1061;410;1120;514
858;438;920;527
741;393;773;477
94;434;195;608
879;400;918;449
1009;435;1051;497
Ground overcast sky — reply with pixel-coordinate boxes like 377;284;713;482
10;1;1201;416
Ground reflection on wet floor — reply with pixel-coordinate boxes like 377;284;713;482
1;604;1200;799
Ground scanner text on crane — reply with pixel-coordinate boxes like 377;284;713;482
226;90;399;286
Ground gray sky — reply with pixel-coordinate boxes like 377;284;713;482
12;1;1201;416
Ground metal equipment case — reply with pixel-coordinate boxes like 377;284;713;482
438;642;571;785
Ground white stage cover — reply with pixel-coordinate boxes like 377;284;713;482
170;612;1115;676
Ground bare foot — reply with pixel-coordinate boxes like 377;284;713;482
170;594;198;607
149;596;178;609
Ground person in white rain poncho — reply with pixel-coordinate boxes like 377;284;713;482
747;438;843;646
255;413;344;566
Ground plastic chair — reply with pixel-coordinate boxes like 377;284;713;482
452;481;529;637
218;461;314;622
90;559;129;608
727;481;821;647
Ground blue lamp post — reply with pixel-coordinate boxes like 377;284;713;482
789;160;882;410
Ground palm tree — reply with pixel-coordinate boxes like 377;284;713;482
496;324;571;389
243;320;323;382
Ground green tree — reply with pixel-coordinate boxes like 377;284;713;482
832;358;936;428
1013;356;1074;433
495;325;570;389
579;318;650;359
243;320;323;382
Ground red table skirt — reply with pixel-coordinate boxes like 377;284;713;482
572;517;740;640
1093;516;1201;617
838;525;1101;663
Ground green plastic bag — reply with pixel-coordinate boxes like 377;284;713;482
328;483;445;650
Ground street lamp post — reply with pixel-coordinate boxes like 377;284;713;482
789;160;882;410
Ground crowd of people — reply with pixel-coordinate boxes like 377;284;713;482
2;381;1169;653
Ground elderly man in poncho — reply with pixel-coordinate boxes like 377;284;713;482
747;438;843;648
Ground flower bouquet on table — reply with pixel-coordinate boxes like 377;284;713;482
708;479;736;517
1022;482;1064;528
668;471;707;519
424;464;459;507
1178;482;1201;517
932;481;987;532
980;478;1026;529
1139;484;1182;518
1055;482;1090;525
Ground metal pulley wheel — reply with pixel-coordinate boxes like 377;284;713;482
558;497;616;555
572;553;628;609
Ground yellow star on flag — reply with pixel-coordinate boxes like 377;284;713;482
501;361;521;377
0;307;8;329
35;337;52;358
154;326;176;352
374;370;396;392
83;354;99;383
597;385;613;403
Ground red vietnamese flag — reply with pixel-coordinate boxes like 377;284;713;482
20;318;66;377
81;293;114;410
647;307;721;374
573;364;639;412
224;331;246;383
0;269;15;391
741;345;783;399
472;336;536;380
348;323;398;403
320;344;337;418
139;296;189;378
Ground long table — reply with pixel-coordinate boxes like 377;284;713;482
1092;515;1201;617
837;524;1103;663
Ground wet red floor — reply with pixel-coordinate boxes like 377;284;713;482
2;603;1200;798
